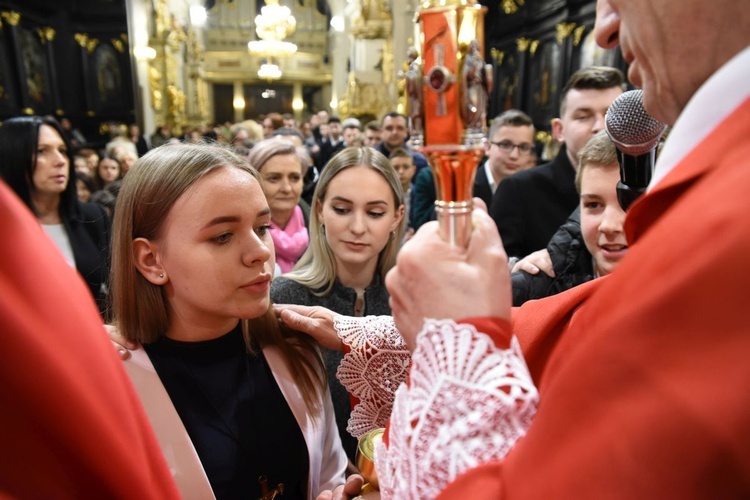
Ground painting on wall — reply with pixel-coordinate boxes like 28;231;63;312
490;40;523;118
526;34;562;129
576;29;619;70
90;42;126;113
17;25;53;113
0;29;20;114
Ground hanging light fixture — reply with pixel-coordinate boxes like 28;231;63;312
258;63;283;80
247;40;297;58
254;0;296;42
248;0;297;79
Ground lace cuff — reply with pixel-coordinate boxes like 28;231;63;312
334;315;411;438
375;319;538;499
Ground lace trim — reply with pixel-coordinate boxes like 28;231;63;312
375;319;538;499
334;315;411;438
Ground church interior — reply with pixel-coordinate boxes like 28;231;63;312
0;0;624;149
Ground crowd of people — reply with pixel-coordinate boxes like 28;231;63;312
2;0;749;496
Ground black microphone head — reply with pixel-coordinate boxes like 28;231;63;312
605;89;667;156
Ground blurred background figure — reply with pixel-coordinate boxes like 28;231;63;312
93;155;121;191
115;149;138;177
59;117;87;149
128;123;150;156
150;124;173;148
75;172;97;202
363;120;382;148
263;112;285;138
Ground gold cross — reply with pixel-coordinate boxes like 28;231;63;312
258;475;284;500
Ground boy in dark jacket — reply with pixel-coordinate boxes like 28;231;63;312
512;130;628;305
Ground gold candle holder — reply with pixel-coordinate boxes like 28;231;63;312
420;145;485;247
355;428;384;492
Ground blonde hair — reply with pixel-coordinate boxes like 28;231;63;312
285;147;405;295
247;137;309;177
575;130;619;193
110;143;325;416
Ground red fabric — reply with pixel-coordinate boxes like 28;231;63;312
458;317;513;350
0;182;179;498
438;98;750;498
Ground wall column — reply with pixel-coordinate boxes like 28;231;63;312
233;81;245;122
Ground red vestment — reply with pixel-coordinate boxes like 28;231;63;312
438;95;750;498
0;181;179;498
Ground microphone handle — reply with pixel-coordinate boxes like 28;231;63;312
616;148;655;189
615;148;655;211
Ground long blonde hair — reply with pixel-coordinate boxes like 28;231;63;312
110;143;325;416
285;146;405;295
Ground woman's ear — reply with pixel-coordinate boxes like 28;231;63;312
315;198;325;225
391;203;406;232
133;237;167;285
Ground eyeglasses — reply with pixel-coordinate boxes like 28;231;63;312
490;140;535;155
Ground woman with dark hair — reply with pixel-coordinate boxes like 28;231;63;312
75;172;97;202
92;155;121;191
0;116;111;316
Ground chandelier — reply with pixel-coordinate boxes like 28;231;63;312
248;0;297;79
258;63;283;80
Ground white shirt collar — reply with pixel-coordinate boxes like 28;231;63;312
483;160;498;194
650;46;750;190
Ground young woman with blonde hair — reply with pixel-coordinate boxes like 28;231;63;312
271;146;405;462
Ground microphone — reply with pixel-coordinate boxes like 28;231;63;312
605;89;667;211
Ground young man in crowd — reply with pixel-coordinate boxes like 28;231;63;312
489;67;624;262
511;130;627;305
363;120;382;148
389;147;417;227
410;109;535;229
375;112;428;171
475;109;536;208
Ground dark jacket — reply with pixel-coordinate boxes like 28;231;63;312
511;207;594;306
64;201;112;316
133;135;150;157
375;143;429;171
410;167;436;229
472;161;494;208
489;146;579;259
318;139;345;169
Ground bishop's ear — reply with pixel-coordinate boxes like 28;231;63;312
132;238;168;285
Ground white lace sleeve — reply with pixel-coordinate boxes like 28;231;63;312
334;315;411;438
375;319;539;499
